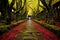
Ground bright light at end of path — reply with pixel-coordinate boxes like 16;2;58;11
28;17;31;20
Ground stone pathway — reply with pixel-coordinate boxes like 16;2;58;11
14;20;44;40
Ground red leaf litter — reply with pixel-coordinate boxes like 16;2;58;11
55;22;60;27
0;21;27;40
0;20;60;40
32;21;60;40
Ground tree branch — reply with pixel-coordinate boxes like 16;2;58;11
40;0;49;10
49;0;53;7
39;4;46;10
